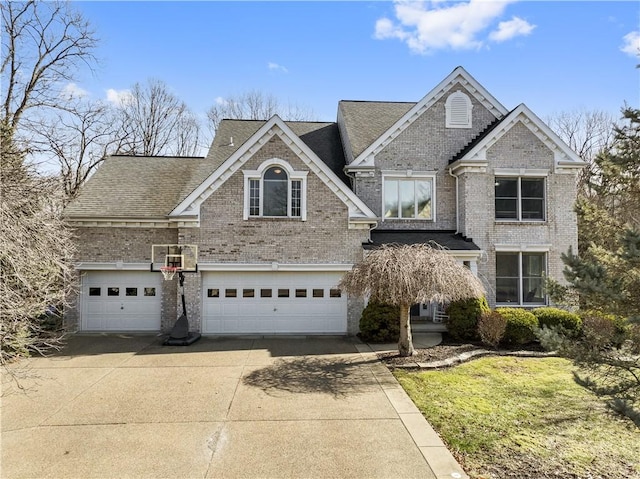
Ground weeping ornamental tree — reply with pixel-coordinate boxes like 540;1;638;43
340;244;486;356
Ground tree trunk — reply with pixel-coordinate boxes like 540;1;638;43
398;303;415;357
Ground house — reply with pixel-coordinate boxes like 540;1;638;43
63;67;585;336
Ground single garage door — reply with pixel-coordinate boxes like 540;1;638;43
202;271;347;334
81;271;162;331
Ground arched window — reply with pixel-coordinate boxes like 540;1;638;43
445;91;472;128
244;160;307;219
263;167;288;216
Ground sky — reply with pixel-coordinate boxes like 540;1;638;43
70;1;639;139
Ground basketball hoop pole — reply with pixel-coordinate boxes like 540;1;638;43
179;271;187;318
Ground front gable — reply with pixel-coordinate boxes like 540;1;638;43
344;66;509;171
449;104;586;174
170;115;377;228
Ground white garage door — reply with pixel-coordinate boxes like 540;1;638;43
81;271;162;331
202;271;347;334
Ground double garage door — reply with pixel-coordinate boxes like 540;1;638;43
81;271;162;331
202;271;347;335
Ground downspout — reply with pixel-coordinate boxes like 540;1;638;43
448;167;459;234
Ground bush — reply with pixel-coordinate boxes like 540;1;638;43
532;307;582;336
477;311;507;348
446;297;490;341
358;302;400;343
495;308;539;345
578;311;629;349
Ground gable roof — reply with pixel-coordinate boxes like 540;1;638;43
450;103;586;167
207;120;349;184
63;155;206;219
344;66;509;169
171;115;377;223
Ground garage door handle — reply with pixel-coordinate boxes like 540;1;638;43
121;305;124;310
273;308;277;312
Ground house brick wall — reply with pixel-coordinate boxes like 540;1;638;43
458;122;580;307
66;227;179;332
179;135;369;334
355;85;498;231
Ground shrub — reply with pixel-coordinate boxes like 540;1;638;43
477;311;507;348
532;307;582;336
495;308;539;345
535;325;568;352
578;311;629;349
446;297;490;341
358;302;400;343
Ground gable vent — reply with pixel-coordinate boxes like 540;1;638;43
446;91;472;128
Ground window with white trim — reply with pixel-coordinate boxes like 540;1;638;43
496;252;546;305
495;177;545;221
445;91;472;128
383;175;434;220
244;161;307;220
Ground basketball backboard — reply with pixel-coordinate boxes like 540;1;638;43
151;244;198;272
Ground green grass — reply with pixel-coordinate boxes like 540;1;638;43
394;357;640;479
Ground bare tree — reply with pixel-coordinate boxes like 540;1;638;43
207;90;316;133
547;109;616;199
30;98;122;202
1;124;73;365
0;0;94;363
115;79;202;156
1;0;97;142
340;244;485;357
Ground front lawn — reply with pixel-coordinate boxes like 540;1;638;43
394;357;639;479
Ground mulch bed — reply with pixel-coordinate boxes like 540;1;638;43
378;336;551;368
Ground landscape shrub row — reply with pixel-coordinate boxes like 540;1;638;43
446;299;583;347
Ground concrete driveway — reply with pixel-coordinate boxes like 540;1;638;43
1;334;467;479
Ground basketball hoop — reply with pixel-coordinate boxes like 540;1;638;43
160;266;178;281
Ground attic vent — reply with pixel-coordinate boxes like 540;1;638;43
445;91;472;129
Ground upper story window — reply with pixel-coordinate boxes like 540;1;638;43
495;177;545;221
445;91;472;129
383;173;435;220
243;160;307;220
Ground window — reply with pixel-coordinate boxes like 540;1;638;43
495;177;545;221
243;289;255;298
312;289;324;298
107;287;119;297
89;287;101;296
144;287;156;297
125;287;138;297
225;289;237;298
384;177;433;220
278;289;289;298
295;289;307;298
207;288;219;298
244;162;307;220
260;289;272;298
496;252;546;305
329;289;342;298
445;91;472;128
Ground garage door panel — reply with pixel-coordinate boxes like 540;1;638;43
202;271;347;335
82;271;161;332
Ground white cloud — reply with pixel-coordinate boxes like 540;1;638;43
214;96;228;106
620;31;640;57
267;62;288;73
105;88;133;106
374;0;534;54
61;82;89;99
489;16;535;42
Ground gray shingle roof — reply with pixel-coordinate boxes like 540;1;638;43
338;101;415;159
364;230;480;251
205;119;348;183
65;119;349;220
63;155;206;218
